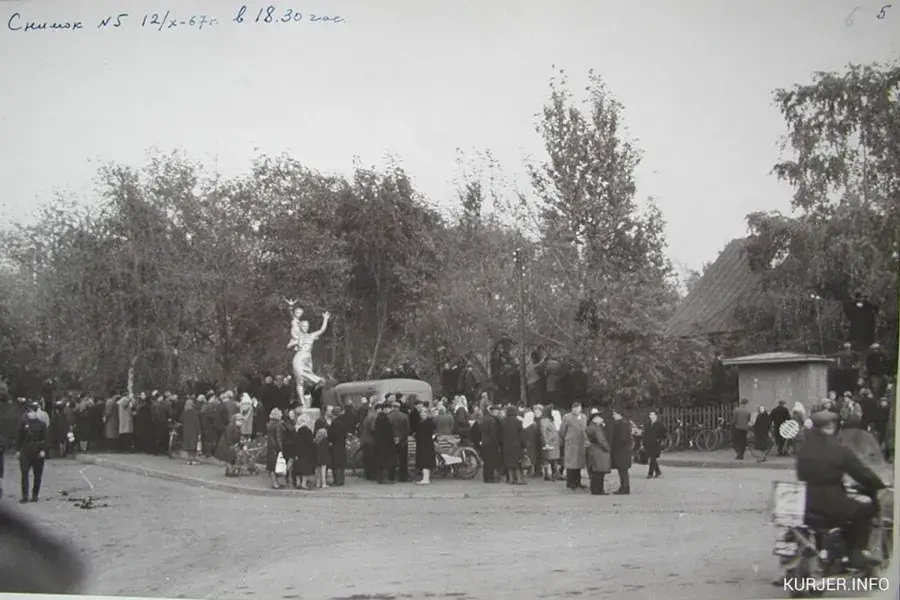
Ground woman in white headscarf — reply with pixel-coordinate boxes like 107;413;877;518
239;394;255;440
521;410;538;476
265;408;285;488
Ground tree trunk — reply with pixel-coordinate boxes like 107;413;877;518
127;353;138;397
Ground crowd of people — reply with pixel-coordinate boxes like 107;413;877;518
0;347;894;501
0;378;676;499
730;377;895;463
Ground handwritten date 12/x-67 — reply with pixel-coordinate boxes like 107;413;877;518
141;12;217;30
233;5;344;25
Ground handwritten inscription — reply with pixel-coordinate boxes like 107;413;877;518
5;5;345;33
233;5;344;24
846;4;892;26
7;13;84;32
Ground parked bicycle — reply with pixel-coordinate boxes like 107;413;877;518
661;419;701;452
693;417;731;452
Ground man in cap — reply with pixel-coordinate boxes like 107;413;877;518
389;400;411;482
731;398;752;460
16;402;49;503
479;405;503;483
770;399;791;456
796;409;886;569
360;398;379;480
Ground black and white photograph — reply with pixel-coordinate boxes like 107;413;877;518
0;0;897;598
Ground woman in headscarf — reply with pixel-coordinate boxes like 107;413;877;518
452;396;470;442
180;398;201;465
281;410;301;488
265;408;286;488
501;405;525;485
537;405;560;481
414;403;437;485
520;410;538;477
752;405;771;462
294;414;317;490
585;411;611;495
314;415;331;489
239;394;255;441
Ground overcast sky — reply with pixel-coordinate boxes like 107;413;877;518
1;0;897;272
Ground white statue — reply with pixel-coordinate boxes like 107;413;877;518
285;299;331;409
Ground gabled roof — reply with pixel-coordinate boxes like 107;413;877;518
722;352;834;366
666;238;764;337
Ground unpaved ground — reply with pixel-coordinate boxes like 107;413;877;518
2;461;892;599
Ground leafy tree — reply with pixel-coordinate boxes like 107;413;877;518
742;61;899;357
525;69;711;405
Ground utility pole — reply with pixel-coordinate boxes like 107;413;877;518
514;246;528;405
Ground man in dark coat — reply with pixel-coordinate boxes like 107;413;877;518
373;403;397;484
642;410;666;478
328;406;349;486
770;399;791;456
388;401;411;482
731;398;752;460
500;405;525;484
151;394;173;455
17;403;50;503
479;405;503;483
608;408;633;494
796;410;886;568
360;400;378;480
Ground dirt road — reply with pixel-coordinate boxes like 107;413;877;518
2;460;888;599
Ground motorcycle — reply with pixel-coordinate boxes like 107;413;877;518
772;482;893;598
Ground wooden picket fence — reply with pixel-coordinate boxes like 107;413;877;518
648;403;737;430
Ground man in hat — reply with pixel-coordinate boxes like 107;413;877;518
360;398;379;480
16;402;49;503
388;400;410;482
796;409;886;569
479;405;503;483
770;399;791;456
328;405;349;486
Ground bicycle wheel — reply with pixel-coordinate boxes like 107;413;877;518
349;447;364;476
451;447;482;480
660;434;673;453
694;430;712;452
747;431;763;458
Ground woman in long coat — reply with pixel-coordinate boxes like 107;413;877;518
501;405;525;485
520;410;538;477
281;411;301;488
294;415;318;490
374;405;397;483
585;412;611;495
537;406;560;480
414;406;437;484
103;396;119;450
558;405;587;490
328;407;349;486
752;405;772;462
180;399;201;464
215;416;243;465
265;408;286;488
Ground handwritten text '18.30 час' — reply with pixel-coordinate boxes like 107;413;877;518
5;5;344;33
